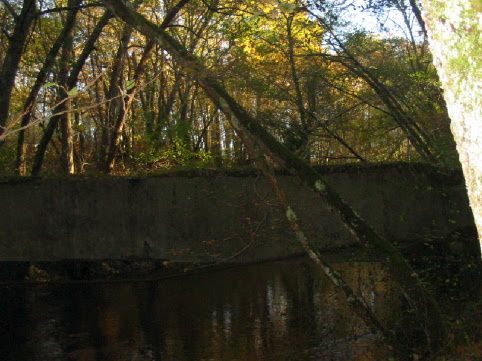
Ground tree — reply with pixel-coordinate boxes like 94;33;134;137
105;0;193;173
15;0;82;175
102;0;448;354
0;0;458;174
30;9;113;176
420;0;482;254
307;1;445;165
0;0;37;135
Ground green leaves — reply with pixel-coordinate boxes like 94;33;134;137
125;79;136;91
67;87;79;97
42;83;80;98
42;82;58;89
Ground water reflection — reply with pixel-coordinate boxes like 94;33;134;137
0;258;399;360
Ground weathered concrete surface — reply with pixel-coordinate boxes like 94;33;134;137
0;164;475;263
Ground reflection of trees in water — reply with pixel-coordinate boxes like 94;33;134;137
109;260;397;360
3;258;401;360
94;283;152;361
309;261;400;360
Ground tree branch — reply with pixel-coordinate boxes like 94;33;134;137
39;2;103;16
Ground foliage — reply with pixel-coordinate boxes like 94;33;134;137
131;138;213;173
0;143;16;175
0;0;458;176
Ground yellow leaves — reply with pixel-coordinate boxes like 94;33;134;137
234;1;323;63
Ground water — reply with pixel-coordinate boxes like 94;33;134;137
0;258;399;360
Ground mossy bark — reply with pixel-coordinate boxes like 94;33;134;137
420;0;482;255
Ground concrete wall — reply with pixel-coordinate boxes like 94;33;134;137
0;164;475;263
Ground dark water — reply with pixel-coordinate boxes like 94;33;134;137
0;258;400;361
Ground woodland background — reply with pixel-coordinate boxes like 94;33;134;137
0;0;459;176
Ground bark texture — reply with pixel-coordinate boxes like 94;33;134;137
421;0;482;253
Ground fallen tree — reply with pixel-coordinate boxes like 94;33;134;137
102;0;448;354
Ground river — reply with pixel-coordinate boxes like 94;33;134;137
1;257;400;360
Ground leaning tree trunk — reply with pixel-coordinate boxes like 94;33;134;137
239;128;400;351
31;10;113;176
15;0;81;175
0;0;37;134
420;0;482;255
102;0;448;353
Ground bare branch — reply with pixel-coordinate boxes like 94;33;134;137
39;2;103;16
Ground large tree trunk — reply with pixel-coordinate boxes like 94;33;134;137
102;0;448;353
0;0;37;133
421;0;482;254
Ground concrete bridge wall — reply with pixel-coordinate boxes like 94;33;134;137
0;164;475;263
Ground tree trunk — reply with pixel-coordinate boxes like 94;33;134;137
58;0;77;174
15;0;81;175
100;25;133;167
104;41;154;173
105;0;192;173
210;111;222;167
409;0;428;40
0;0;37;133
421;0;482;254
102;0;448;353
31;10;113;176
286;14;309;159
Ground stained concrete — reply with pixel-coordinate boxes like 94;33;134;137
0;164;475;263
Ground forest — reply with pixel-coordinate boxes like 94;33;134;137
0;0;459;175
0;0;480;360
